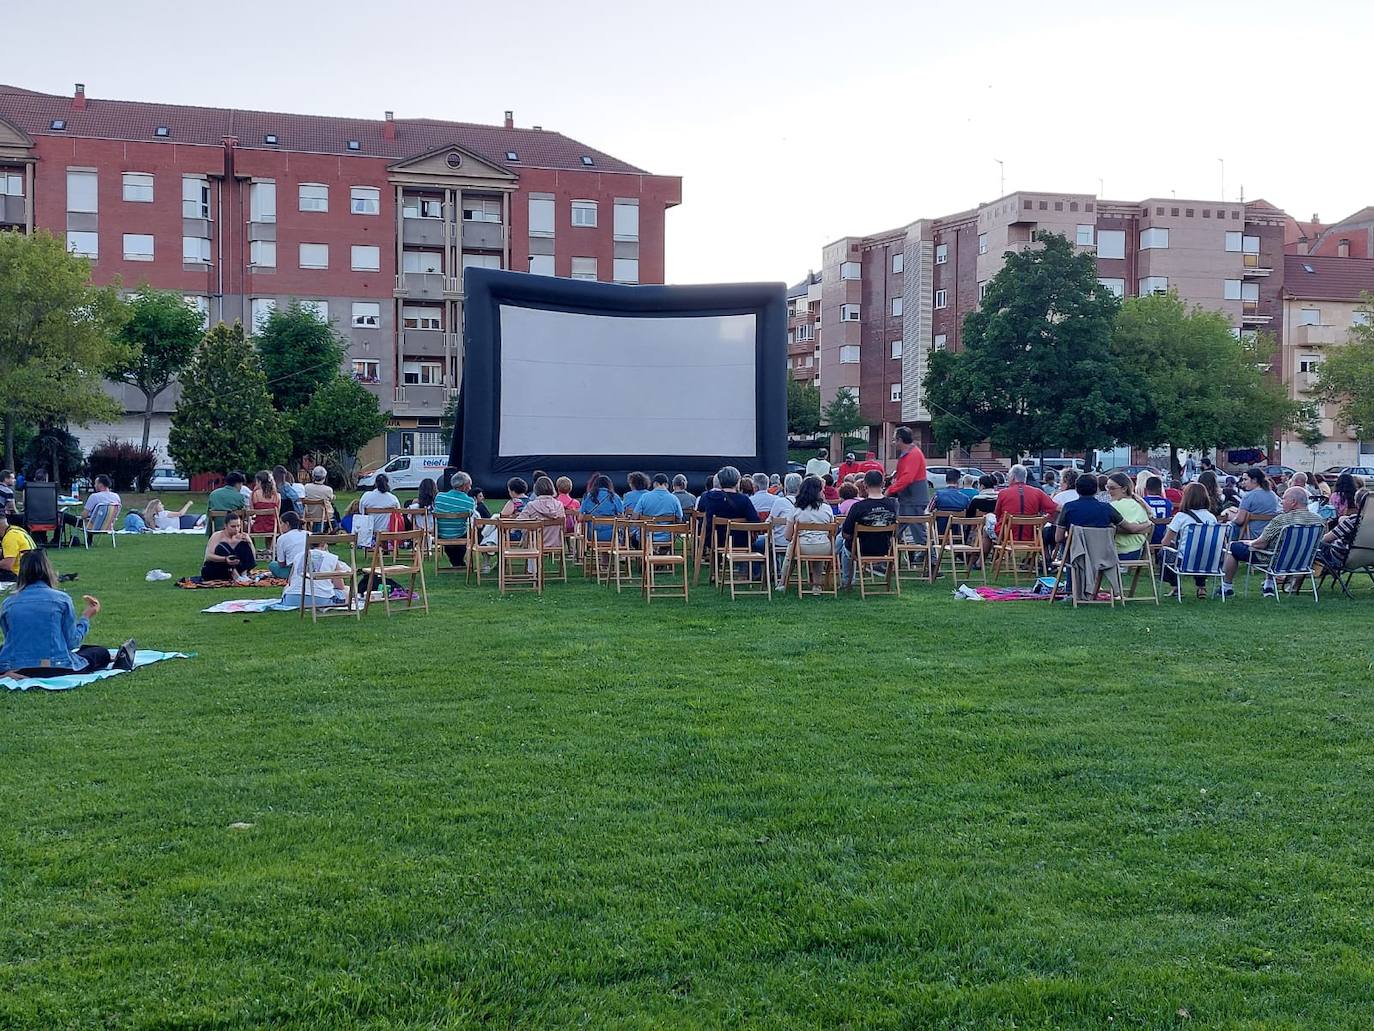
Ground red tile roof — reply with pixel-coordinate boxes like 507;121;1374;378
1283;254;1374;301
0;83;650;175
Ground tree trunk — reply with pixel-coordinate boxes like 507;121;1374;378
3;411;13;472
1169;444;1180;479
140;384;162;454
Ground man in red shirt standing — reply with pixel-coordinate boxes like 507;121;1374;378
886;427;928;563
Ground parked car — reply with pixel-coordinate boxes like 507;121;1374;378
356;454;450;490
960;467;987;481
1263;465;1297;481
1106;464;1166;481
926;465;965;488
149;467;189;491
786;461;806;477
1324;465;1374;480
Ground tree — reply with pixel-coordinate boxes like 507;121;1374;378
821;387;865;438
0;230;127;469
1313;293;1374;442
254;302;348;413
440;392;461;440
925;232;1140;462
110;288;206;452
1296;404;1328;472
787;378;821;436
294;375;389;487
168;322;290;476
1112;293;1302;472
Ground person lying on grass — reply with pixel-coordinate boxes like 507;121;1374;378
0;550;134;678
201;513;257;585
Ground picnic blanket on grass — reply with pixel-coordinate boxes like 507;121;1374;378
176;575;289;589
3;650;192;692
116;527;205;535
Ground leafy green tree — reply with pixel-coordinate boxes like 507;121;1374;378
0;230;127;469
294;376;389;486
787;377;821;436
925;232;1139;462
110;288;207;452
22;423;85;487
254;302;348;413
1313;293;1374;441
440;392;460;439
168;322;290;476
1112;294;1302;472
821;387;864;437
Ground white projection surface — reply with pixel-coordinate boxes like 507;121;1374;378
498;305;757;457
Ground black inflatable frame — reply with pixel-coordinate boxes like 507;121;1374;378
452;269;787;494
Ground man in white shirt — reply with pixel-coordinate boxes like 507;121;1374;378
805;449;831;479
269;511;309;579
81;476;122;522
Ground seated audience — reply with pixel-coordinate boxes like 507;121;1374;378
0;551;133;677
1158;482;1220;599
634;473;684;547
555;477;580;533
0;510;36;582
1051;469;1080;509
768;474;782;495
301;465;336;523
805;448;831;479
622;471;651;516
1104;473;1155;559
1217;486;1324;598
519;476;567;551
356;473;401;548
739;475;757;499
1142;475;1173;547
697;465;760;551
1196;470;1223;515
434;471;485;568
821;475;840;505
766;473;801;574
0;469;15;514
672;474;698;515
501;478;531;519
408;478;438;537
836;481;860;516
273;465;303;516
270;511;309;579
207;472;248;533
200;513;256;583
1054;473;1127;550
579;475;625;543
81;475;122;526
781;475;834;590
282;537;353;609
840;469;899;588
750;474;779;519
1317;488;1369;573
929;469;972;534
1330;473;1359;520
1227;468;1279;540
249;471;281;536
958;474;978;499
991;464;1058;560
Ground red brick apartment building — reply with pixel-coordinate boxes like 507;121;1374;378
0;82;681;458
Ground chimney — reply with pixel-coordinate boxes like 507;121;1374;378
532;125;542;131
1312;213;1320;225
72;83;87;110
504;110;514;129
1338;238;1350;258
1297;239;1309;255
383;110;395;141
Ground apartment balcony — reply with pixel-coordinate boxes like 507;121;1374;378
1242;253;1273;277
461;220;505;251
1291;324;1344;346
442;276;463;299
1241;302;1273;325
394;272;447;300
401;329;454;357
402;217;447;248
1005;239;1043;255
392;384;449;414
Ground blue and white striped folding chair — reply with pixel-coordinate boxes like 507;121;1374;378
76;502;121;549
1159;522;1231;603
1246;522;1323;603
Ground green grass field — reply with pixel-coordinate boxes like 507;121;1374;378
2;527;1372;1029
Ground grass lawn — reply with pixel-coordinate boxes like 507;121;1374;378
2;530;1372;1029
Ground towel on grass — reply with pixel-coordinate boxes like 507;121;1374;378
176;576;289;589
115;528;205;535
202;597;366;614
2;650;192;692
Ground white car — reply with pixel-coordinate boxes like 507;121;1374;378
150;467;190;490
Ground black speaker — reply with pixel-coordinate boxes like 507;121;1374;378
22;482;59;531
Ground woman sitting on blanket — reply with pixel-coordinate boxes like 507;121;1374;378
0;550;135;678
201;513;257;584
282;536;353;609
143;499;203;531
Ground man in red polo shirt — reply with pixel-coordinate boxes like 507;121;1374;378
989;462;1059;559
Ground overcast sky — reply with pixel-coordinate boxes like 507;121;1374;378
10;0;1370;286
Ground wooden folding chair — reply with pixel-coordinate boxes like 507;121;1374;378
716;519;771;599
301;498;332;535
496;518;542;594
642;520;691;603
690;509;710;585
359;506;402;555
990;514;1047;584
538;517;568;583
582;516;617;584
784;522;840;598
249;504;280;560
466;517;500;585
938;515;987;584
895;514;937;584
363;529;429;616
853;523;900;597
1047;526;1122;607
298;533;361;622
206;508;239;535
432;512;472;575
1118;547;1160;604
611;517;644;593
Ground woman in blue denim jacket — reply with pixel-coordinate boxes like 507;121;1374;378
0;551;133;678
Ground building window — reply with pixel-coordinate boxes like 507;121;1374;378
1097;230;1125;260
934;289;947;308
182;236;211;264
890;339;902;359
890;382;902;402
461;253;502;272
352;359;380;383
1140;227;1169;250
351;245;380;272
402;250;442;274
1139;276;1168;295
933;334;947;351
1353;311;1372;327
571;256;597;280
66;170;98;213
66;231;98;259
350;186;380;215
1098;277;1125;297
1225;231;1242;252
978;281;989;301
123;233;154;261
250;181;276;223
402;305;442;331
934;243;948;264
1076;224;1094;246
122;172;154;203
249;240;276;268
1;172;24;196
529;254;555;276
402;361;444;386
890;296;903;317
250;298;277;331
183;295;209;328
802;354;813;368
571;200;598;227
892;252;903;274
613;258;639;283
298;183;329;213
839;345;860;363
299;243;329;269
795;323;814;342
978;234;988;255
840;261;861;280
1223;279;1242;300
402;195;443;219
182;176;210;219
352;302;381;328
300;300;329;321
463;196;502;223
613;199;639;241
1299;308;1321;326
1298;356;1322;375
840;303;861;321
1243;235;1259;254
528;196;555;238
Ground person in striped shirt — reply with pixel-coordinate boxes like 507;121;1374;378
433;471;488;568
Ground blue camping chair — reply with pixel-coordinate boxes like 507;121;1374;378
1245;522;1323;603
1159;522;1232;602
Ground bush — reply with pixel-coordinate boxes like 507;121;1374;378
86;437;157;491
22;425;84;487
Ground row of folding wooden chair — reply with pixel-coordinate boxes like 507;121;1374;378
294;529;429;622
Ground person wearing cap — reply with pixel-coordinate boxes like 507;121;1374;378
836;452;859;481
805;448;832;479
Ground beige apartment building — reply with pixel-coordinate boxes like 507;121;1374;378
786;271;821;386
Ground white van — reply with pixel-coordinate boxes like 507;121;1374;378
356;454;450;491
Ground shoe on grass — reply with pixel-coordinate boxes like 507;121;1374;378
1262;579;1277;598
1214;584;1234;599
114;639;137;671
